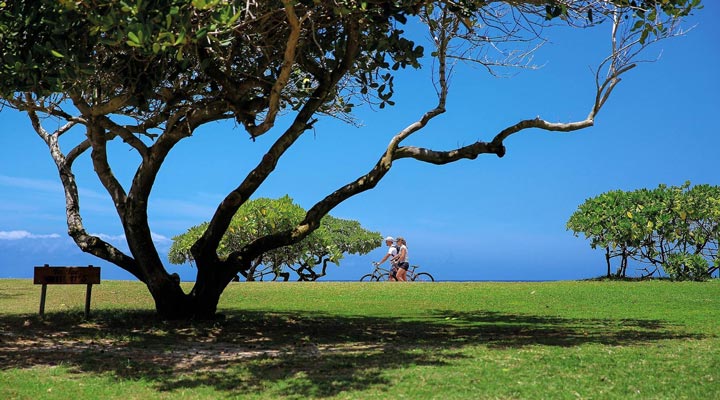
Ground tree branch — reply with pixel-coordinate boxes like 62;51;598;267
244;0;306;138
194;17;363;268
88;93;132;117
227;9;455;262
20;96;140;277
71;94;149;156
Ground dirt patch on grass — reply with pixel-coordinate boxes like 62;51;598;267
1;333;284;371
0;312;386;373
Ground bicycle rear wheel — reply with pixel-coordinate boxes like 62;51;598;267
376;273;390;281
360;274;375;282
412;272;434;282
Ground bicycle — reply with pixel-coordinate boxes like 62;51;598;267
406;265;434;282
359;262;393;281
360;263;435;282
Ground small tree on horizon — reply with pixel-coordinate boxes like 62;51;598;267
567;182;720;280
0;1;702;318
169;196;381;282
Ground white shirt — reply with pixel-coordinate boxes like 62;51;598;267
387;245;398;264
397;244;408;264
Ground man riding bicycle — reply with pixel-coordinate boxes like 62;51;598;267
373;236;398;281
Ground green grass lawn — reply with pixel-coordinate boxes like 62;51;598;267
1;279;718;399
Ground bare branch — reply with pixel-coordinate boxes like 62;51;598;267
394;141;506;163
89;93;133;117
15;96;138;275
86;123;129;211
244;0;306;138
71;94;150;156
593;4;689;118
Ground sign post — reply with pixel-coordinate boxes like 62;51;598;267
34;265;101;318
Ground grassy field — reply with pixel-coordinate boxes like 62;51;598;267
0;279;718;399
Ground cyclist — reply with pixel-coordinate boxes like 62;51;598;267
393;237;410;281
374;236;398;281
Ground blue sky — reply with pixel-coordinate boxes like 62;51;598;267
1;4;719;282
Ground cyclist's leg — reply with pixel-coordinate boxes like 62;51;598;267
396;262;409;281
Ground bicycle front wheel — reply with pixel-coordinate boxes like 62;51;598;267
360;274;375;282
412;272;434;282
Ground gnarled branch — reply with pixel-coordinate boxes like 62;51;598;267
19;96;139;277
244;0;307;137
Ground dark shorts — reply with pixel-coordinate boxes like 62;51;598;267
397;262;409;270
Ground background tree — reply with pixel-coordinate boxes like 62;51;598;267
0;1;701;318
169;196;381;281
567;183;720;280
656;184;720;279
566;190;640;278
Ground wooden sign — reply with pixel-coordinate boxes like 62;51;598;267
34;265;101;285
33;265;101;318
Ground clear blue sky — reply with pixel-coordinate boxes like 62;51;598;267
1;4;719;282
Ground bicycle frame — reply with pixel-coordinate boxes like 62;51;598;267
397;265;418;280
406;265;418;278
359;262;393;281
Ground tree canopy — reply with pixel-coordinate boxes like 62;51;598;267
0;0;702;318
567;182;720;280
169;196;381;281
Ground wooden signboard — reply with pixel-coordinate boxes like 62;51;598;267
33;265;101;318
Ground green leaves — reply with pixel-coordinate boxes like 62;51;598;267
545;3;567;21
568;182;720;280
623;0;703;44
665;252;709;280
0;0;703;120
126;30;142;47
169;196;382;281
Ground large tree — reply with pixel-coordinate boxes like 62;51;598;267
0;0;701;318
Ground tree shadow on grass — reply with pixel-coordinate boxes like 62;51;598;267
0;309;704;398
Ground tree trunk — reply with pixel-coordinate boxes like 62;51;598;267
615;248;628;278
621;252;628;278
131;251;232;320
145;268;231;320
188;258;239;319
147;274;192;319
605;246;611;278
